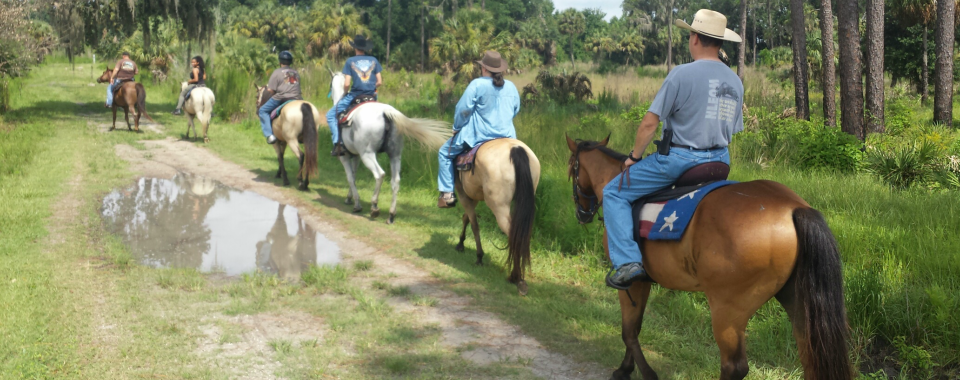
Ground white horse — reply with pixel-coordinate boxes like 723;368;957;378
181;82;216;143
329;72;452;224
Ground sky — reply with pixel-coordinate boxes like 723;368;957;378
552;0;623;20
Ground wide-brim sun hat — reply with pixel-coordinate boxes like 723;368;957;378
674;9;742;43
350;35;374;52
475;50;508;73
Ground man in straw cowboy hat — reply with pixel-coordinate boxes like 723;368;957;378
326;35;383;156
437;50;520;208
604;9;745;287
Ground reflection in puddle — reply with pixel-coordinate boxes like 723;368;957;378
101;174;339;278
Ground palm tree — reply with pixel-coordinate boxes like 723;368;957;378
837;0;864;139
788;0;809;120
865;0;884;133
429;9;511;80
934;0;955;125
820;0;836;127
618;30;644;66
558;9;585;70
586;33;615;64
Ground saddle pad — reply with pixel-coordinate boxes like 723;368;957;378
337;101;377;124
270;100;296;120
184;87;195;101
635;180;736;240
455;138;504;171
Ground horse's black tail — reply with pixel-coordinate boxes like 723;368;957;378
135;83;154;122
507;146;535;289
791;208;852;380
300;103;319;178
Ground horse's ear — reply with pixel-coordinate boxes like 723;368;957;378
565;134;578;152
328;68;336;77
600;133;611;146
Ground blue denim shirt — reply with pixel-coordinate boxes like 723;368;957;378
451;77;520;147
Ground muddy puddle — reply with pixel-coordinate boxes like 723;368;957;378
101;173;339;278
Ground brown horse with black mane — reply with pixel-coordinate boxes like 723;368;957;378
565;135;851;380
98;69;153;132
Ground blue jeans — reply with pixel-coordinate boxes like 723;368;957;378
258;98;284;138
325;94;356;144
106;79;121;106
603;147;730;268
437;138;469;193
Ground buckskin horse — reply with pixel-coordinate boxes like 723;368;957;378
255;86;320;191
565;135;850;380
97;69;153;132
328;72;452;223
454;139;540;296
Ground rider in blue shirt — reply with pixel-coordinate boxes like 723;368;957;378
437;51;520;208
326;35;382;156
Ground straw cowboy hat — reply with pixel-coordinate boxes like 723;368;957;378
476;51;508;73
674;9;742;43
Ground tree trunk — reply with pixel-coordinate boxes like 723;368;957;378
820;0;836;127
753;4;758;65
482;0;485;10
837;0;864;139
452;0;457;14
865;0;884;134
570;39;576;71
934;0;955;125
738;0;747;79
767;0;774;49
922;26;929;103
667;0;674;73
420;3;425;73
547;40;557;66
789;0;809;120
386;0;392;63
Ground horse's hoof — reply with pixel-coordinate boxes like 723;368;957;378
517;281;528;296
455;243;464;252
344;197;352;205
352;207;362;213
474;259;483;266
276;173;282;179
387;213;395;224
204;138;210;143
282;181;290;187
370;209;380;218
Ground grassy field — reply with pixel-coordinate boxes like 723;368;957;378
1;59;958;379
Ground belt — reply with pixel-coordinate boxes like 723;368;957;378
670;143;724;151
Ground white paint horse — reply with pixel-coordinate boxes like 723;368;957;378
329;72;452;224
181;82;216;143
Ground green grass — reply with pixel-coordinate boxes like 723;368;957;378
4;60;959;378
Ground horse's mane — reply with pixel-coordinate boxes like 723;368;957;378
568;139;628;180
575;140;628;161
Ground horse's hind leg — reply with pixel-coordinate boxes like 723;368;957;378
186;115;194;140
612;282;658;380
358;152;385;218
386;152;401;224
287;143;307;191
339;155;362;213
707;290;768;380
276;143;289;186
456;184;483;266
123;107;131;130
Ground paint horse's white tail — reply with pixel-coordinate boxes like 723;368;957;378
370;105;452;149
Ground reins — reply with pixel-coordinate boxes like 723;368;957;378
571;148;603;223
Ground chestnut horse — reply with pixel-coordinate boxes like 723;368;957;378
565;136;851;380
97;69;153;132
455;139;540;296
255;86;320;191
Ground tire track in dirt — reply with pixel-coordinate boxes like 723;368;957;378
114;137;609;380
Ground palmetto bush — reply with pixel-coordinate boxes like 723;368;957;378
521;70;593;105
865;140;943;190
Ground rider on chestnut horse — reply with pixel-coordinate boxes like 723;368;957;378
105;52;139;108
605;9;744;287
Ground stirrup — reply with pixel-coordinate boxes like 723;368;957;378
604;267;634;290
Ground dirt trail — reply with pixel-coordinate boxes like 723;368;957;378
114;136;610;379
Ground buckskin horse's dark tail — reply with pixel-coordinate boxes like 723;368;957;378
300;103;319;178
791;208;852;380
507;146;535;294
135;83;154;122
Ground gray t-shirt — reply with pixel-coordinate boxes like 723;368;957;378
267;67;302;101
648;60;744;149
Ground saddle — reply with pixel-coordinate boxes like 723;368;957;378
630;162;732;241
336;94;378;124
455;138;504;172
184;84;205;101
269;100;296;120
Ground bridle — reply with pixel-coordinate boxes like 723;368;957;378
570;148;601;224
